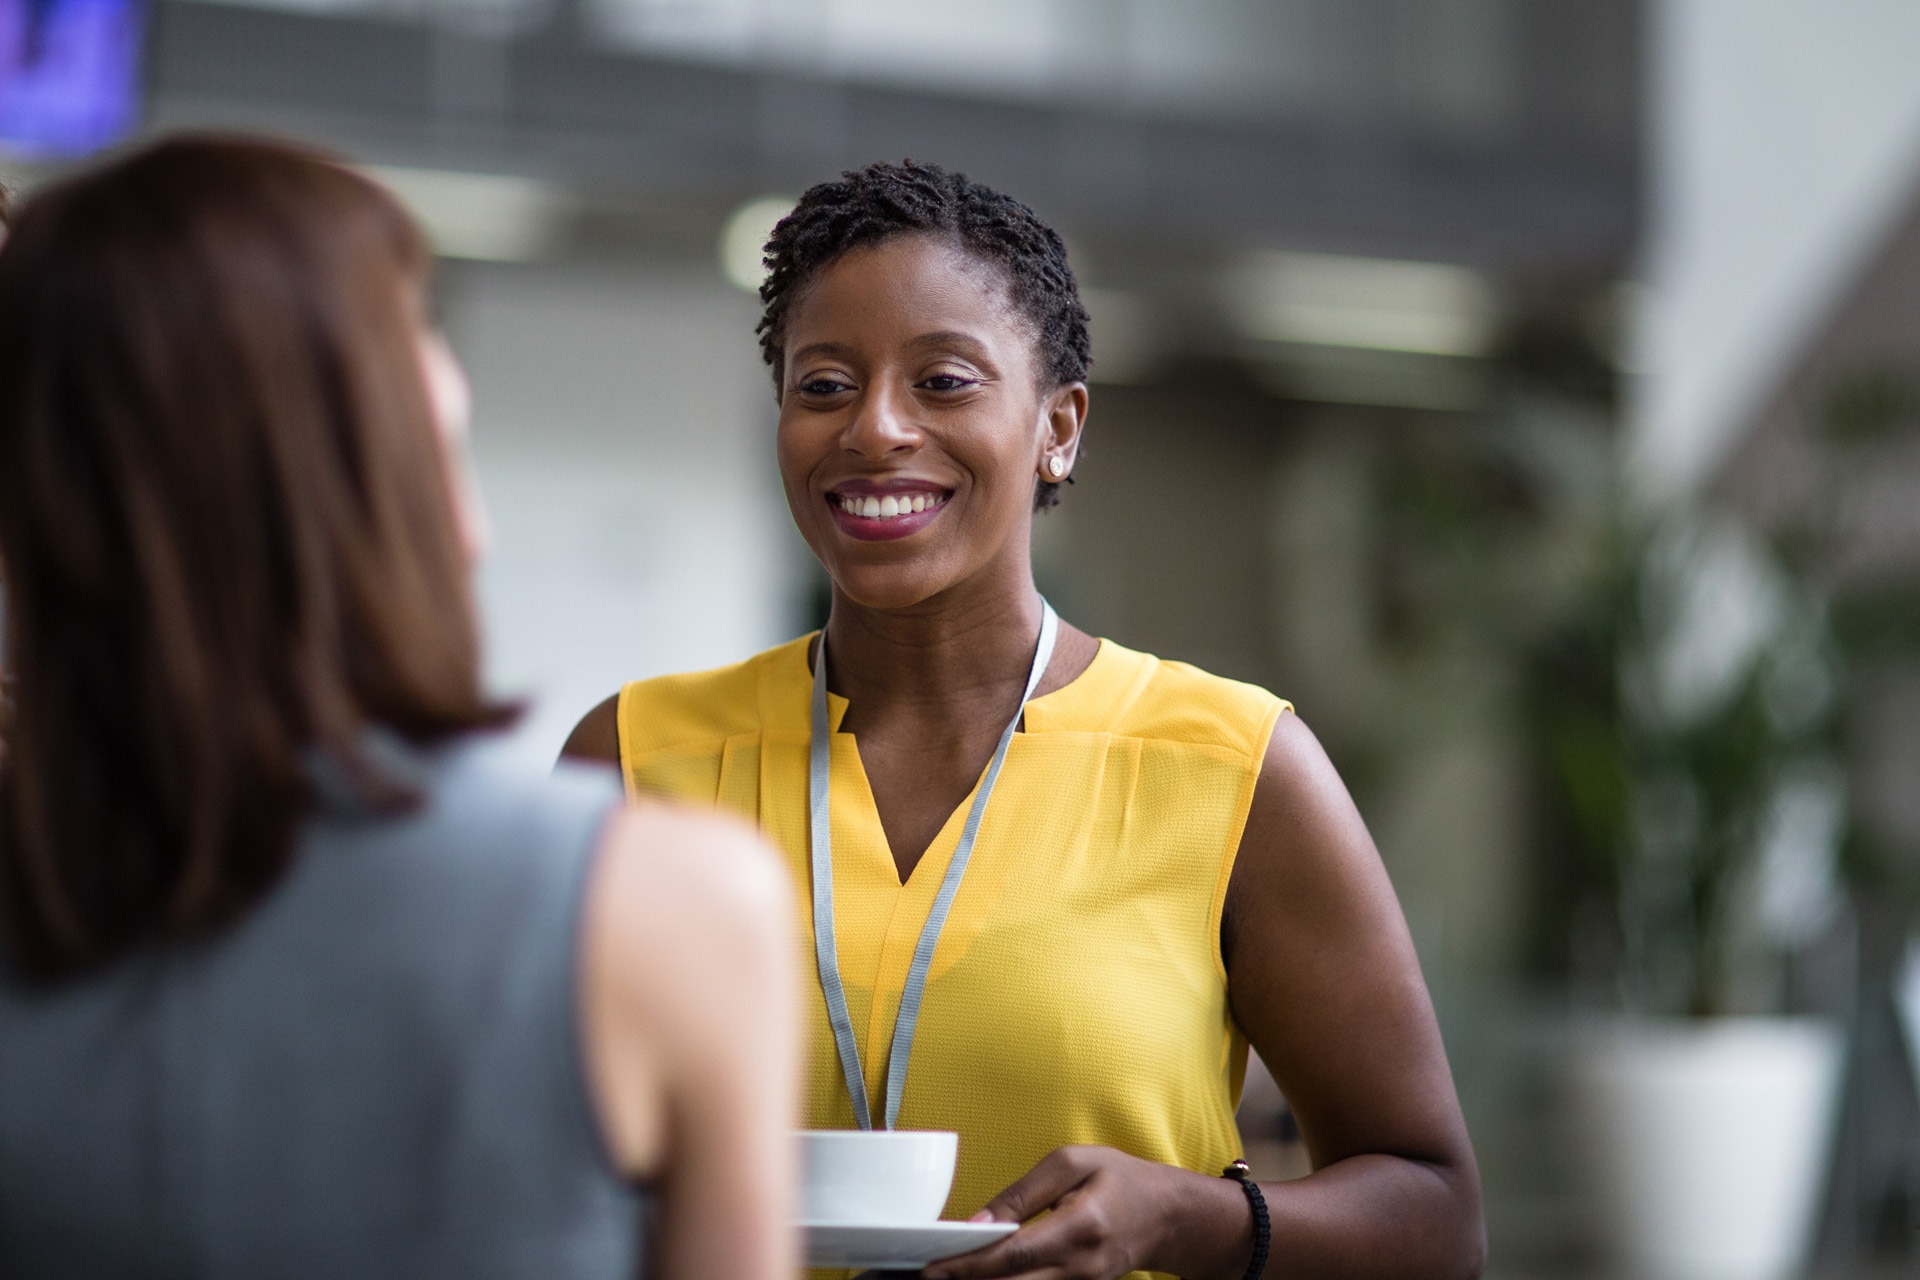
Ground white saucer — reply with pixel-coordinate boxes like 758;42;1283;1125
801;1220;1018;1269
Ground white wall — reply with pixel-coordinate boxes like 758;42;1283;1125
444;259;805;768
1631;0;1920;501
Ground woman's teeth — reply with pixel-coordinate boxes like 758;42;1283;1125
836;492;945;520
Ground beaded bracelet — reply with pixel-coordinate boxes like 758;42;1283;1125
1222;1160;1271;1280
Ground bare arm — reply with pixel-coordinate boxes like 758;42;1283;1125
1219;712;1484;1277
579;803;801;1280
929;713;1483;1280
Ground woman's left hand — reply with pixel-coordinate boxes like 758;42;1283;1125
922;1145;1252;1280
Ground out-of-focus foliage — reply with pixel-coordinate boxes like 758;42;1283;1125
1533;361;1920;1018
1533;512;1842;1017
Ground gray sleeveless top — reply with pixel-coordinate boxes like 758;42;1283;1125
0;733;648;1279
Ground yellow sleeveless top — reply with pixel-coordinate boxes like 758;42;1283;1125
617;634;1288;1279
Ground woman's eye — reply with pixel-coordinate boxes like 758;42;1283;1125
798;376;852;395
921;374;976;392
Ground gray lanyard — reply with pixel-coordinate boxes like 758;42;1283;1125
809;601;1059;1131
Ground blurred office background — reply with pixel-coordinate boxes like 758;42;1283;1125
7;2;1920;1276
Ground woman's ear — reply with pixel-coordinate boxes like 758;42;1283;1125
1037;382;1089;482
416;328;492;564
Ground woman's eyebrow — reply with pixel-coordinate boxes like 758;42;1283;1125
789;341;855;365
906;329;990;353
788;331;997;372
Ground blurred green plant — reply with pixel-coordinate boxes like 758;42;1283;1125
1534;512;1842;1017
1532;361;1920;1017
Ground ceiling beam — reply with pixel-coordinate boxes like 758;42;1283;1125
147;0;1638;273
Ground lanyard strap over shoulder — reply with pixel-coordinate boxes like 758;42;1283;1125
808;601;1059;1130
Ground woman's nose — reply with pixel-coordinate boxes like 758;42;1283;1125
841;378;922;457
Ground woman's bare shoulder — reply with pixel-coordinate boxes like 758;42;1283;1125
562;694;622;766
1226;710;1410;970
579;801;795;1176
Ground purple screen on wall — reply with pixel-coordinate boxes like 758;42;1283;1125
0;0;143;157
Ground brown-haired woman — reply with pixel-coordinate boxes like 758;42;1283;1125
0;135;799;1280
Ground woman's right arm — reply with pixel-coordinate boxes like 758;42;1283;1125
579;802;801;1280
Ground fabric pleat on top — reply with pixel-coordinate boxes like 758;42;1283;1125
618;635;1289;1280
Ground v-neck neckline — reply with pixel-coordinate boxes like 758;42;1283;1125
811;637;1111;890
837;731;976;891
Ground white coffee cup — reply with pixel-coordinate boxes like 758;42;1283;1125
799;1129;959;1224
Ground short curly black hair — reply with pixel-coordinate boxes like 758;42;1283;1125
756;161;1091;509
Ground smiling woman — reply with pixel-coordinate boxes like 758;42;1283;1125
564;161;1485;1280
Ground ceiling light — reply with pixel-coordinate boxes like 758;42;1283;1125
719;195;794;293
1228;250;1498;358
367;165;568;262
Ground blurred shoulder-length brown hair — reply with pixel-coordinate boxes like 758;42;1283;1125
0;135;512;981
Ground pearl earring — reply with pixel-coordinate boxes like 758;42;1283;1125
1048;456;1066;478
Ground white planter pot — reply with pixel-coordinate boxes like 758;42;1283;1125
1569;1017;1844;1280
